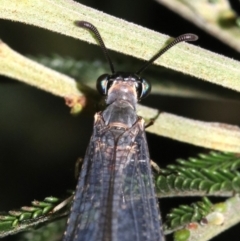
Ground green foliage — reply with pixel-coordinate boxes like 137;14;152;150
0;197;66;238
1;151;239;238
156;152;240;196
154;151;240;236
164;197;213;230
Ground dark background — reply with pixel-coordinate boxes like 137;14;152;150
0;0;240;240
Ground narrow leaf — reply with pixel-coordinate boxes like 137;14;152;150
0;0;240;92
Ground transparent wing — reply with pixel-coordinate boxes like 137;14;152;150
63;116;164;241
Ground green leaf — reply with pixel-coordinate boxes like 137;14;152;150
156;151;240;197
0;196;68;238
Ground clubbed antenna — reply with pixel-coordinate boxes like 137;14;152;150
74;21;115;74
135;34;198;75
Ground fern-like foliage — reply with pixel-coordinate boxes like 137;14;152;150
155;151;240;238
0;151;239;240
0;196;67;238
164;197;227;232
156;151;240;197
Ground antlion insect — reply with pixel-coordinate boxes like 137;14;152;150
63;21;198;241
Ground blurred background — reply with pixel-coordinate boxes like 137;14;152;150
0;0;240;240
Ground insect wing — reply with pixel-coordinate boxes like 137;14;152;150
63;114;163;241
116;120;163;241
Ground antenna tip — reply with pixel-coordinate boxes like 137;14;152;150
74;20;81;26
74;20;91;29
184;34;198;42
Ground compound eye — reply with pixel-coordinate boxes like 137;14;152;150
96;74;110;95
138;78;151;99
